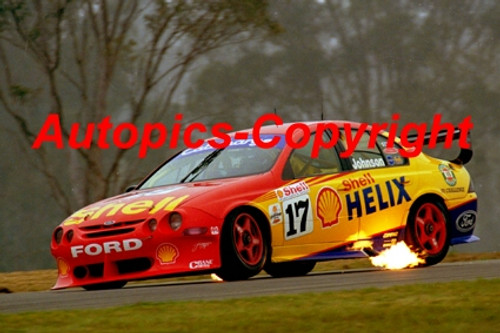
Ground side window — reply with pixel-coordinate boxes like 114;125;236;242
339;129;386;170
283;132;341;179
377;136;409;167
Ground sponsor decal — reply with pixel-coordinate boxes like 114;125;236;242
382;231;400;248
441;187;465;193
341;173;375;191
316;187;342;228
157;243;179;264
189;259;213;269
283;194;313;240
268;203;283;224
386;155;404;166
70;238;143;258
351;157;385;170
64;195;189;225
456;210;477;233
345;177;411;220
180;134;286;157
383;231;399;239
439;164;457;186
210;226;220;236
383;147;399;154
275;181;310;201
57;258;70;276
192;242;212;252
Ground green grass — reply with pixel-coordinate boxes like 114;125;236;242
1;279;499;332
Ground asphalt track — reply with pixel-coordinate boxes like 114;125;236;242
1;259;499;313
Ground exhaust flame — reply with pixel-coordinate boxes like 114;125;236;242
210;273;224;282
370;241;425;270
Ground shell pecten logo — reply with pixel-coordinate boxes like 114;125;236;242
316;186;342;228
57;258;70;276
157;243;179;264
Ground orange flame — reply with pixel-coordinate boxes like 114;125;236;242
370;241;425;270
210;273;224;282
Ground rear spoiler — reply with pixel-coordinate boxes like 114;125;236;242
407;128;472;165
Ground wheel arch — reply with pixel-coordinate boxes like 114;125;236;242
404;192;452;265
220;205;272;259
405;192;451;234
409;193;449;217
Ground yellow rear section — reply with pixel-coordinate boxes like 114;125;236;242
252;151;474;263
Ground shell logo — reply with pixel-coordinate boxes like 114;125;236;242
57;258;70;276
316;186;342;228
157;243;179;264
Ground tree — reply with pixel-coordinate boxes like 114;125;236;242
0;0;280;214
182;0;500;252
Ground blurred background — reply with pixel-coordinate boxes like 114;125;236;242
1;0;498;272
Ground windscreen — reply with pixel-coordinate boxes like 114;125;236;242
140;135;284;188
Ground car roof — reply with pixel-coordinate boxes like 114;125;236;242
234;120;366;136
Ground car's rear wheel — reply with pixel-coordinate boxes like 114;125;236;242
82;280;127;291
217;210;267;281
405;199;450;266
264;260;316;278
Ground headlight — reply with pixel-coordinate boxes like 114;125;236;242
169;212;182;231
54;228;63;244
66;229;74;243
148;218;158;232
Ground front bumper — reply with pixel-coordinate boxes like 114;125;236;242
51;219;221;289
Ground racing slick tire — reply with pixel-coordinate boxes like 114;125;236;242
405;199;450;266
264;260;316;278
217;210;268;281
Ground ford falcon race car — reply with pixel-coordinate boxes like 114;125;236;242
51;121;478;290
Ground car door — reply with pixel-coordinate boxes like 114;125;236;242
337;128;419;247
276;130;359;250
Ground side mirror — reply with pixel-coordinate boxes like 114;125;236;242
125;185;137;192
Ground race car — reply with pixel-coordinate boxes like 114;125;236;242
51;120;478;290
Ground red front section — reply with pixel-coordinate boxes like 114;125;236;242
51;187;227;289
52;224;221;289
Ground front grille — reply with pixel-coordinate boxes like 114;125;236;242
85;228;135;238
116;258;153;274
73;258;152;279
79;219;144;238
88;263;104;277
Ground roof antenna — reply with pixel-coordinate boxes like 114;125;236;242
274;107;277;115
320;91;324;120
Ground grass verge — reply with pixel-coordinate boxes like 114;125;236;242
1;278;499;332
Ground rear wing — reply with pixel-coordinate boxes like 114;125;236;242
407;128;472;165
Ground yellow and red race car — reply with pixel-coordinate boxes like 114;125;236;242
51;121;478;290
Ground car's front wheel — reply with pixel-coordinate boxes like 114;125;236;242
405;199;450;266
217;210;267;281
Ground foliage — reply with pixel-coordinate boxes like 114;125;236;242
0;0;499;272
0;0;279;214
